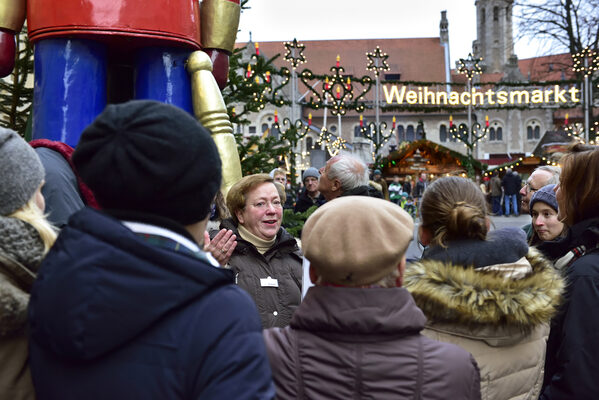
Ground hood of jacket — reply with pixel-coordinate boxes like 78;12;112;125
291;286;426;341
405;245;564;329
29;207;234;361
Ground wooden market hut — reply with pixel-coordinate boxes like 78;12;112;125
381;139;487;178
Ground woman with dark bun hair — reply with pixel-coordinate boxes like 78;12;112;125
539;144;599;400
404;176;564;400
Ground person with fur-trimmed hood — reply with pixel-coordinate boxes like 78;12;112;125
264;196;481;400
405;176;564;400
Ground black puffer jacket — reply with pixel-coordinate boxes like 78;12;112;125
539;218;599;400
294;190;325;213
219;219;303;328
502;172;521;195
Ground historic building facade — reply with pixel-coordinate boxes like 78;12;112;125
235;0;576;177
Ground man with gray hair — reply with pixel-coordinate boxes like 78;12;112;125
317;154;381;201
519;165;561;238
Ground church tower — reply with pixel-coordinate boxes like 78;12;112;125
473;0;515;73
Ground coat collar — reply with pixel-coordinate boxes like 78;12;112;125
290;286;426;340
220;218;299;256
405;247;564;328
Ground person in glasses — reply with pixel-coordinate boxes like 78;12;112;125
519;166;561;239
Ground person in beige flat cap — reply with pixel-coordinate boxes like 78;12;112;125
262;196;481;400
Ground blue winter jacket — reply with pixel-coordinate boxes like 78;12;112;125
28;208;275;400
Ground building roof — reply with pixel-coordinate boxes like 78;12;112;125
518;53;575;81
240;39;577;85
241;37;447;82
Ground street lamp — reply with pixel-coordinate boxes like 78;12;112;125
456;53;483;159
572;47;599;142
283;38;307;123
365;46;391;159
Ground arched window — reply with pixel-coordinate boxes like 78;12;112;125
493;6;499;21
406;125;415;141
527;121;541;140
397;125;405;141
439;124;447;142
354;125;363;138
458;124;468;141
489;122;503;141
270;125;280;139
306;137;313;149
261;123;269;133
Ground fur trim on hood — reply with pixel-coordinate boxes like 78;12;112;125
405;247;564;328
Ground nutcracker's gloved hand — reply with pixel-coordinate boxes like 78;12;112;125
0;29;16;78
204;48;229;90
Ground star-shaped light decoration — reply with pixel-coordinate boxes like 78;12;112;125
457;53;483;81
366;46;390;76
572;47;599;77
284;38;306;70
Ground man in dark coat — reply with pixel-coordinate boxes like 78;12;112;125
27;101;275;400
489;174;503;215
294;167;325;213
264;196;481;399
501;168;522;216
413;172;428;200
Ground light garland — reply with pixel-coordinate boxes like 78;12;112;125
572;47;599;77
283;38;306;70
366;46;390;76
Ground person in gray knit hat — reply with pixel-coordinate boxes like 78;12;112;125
0;128;45;216
529;184;566;246
0;127;57;400
294;166;325;213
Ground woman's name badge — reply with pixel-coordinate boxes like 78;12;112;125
260;276;279;287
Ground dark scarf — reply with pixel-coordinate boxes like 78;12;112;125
422;227;529;268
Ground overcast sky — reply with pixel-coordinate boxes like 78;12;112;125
238;0;547;66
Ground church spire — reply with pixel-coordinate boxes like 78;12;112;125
474;0;515;73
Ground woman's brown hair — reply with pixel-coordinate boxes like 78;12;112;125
420;176;489;247
558;143;599;226
226;174;281;224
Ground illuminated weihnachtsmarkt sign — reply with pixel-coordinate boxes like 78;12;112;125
383;85;581;106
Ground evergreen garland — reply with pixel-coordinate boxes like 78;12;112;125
0;27;33;137
282;205;318;238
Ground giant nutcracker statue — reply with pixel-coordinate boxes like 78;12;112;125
0;0;242;192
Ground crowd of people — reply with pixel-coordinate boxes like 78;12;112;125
1;99;598;399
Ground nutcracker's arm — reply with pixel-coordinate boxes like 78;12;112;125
187;51;242;196
200;0;240;89
0;0;26;77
